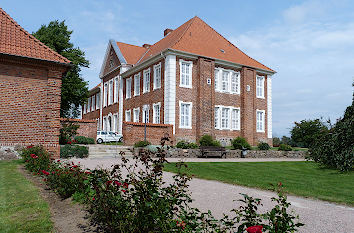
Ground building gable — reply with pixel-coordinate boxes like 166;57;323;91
99;39;127;78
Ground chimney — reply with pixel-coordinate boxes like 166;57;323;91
164;28;173;37
142;44;151;49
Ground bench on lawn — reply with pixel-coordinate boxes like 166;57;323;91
199;146;226;158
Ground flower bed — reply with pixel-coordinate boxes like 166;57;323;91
21;141;304;232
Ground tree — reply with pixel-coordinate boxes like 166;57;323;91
290;119;328;148
33;20;89;118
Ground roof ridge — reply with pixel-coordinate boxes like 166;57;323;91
0;8;70;64
188;17;274;72
169;16;196;49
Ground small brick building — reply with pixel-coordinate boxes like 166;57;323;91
82;16;275;146
0;8;71;157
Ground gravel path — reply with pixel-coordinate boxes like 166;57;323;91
71;157;354;233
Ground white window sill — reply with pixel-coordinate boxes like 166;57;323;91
179;126;192;129
143;90;150;94
134;94;140;97
179;85;192;89
257;130;265;133
256;96;265;99
153;87;161;91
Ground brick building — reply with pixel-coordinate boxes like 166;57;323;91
0;8;71;157
82;16;275;146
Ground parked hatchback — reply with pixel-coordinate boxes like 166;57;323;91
96;131;123;144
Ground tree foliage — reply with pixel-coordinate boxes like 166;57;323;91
309;99;354;171
290;119;328;148
33;20;89;118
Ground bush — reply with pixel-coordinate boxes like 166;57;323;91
59;122;79;145
258;142;270;150
199;135;221;147
231;137;251;150
309;100;353;171
278;144;293;151
176;140;199;149
21;146;51;173
60;145;89;158
290;119;328;148
273;137;281;147
134;140;151;148
74;136;95;144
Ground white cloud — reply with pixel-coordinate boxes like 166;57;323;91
230;0;354;136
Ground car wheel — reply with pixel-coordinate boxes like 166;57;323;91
119;137;123;143
97;138;103;144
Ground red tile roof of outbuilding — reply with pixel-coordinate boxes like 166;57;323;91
0;8;70;64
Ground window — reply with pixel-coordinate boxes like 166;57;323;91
103;117;107;131
103;83;108;107
215;69;220;91
221;70;229;92
153;63;161;90
231;108;240;130
143;68;150;93
256;110;265;132
134;74;140;96
113;114;118;132
87;97;91;112
133;108;140;122
91;95;95;111
114;77;118;103
125;110;131;122
126;78;132;99
221;107;230;129
83;104;87;114
96;93;100;109
231;72;240;94
256;76;265;98
214;107;220;129
179;60;192;88
97;118;100;130
109;80;113;105
142;105;150;123
153;102;161;124
179;101;192;128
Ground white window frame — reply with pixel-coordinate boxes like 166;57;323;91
87;97;91;113
215;68;221;92
108;80;113;105
221;70;230;92
153;63;161;90
96;93;100;110
126;78;132;99
143;68;150;93
256;75;265;98
103;83;108;107
134;74;140;96
83;103;87;114
221;107;230;129
113;114;118;132
125;110;131;122
179;59;193;88
142;105;150;123
133;107;140;123
256;109;266;132
91;95;95;111
153;102;161;124
215;105;241;131
230;72;240;94
114;77;119;103
179;101;192;129
231;107;241;130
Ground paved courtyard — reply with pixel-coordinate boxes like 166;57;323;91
71;157;354;233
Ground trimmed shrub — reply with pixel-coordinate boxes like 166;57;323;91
278;144;293;151
199;135;221;147
60;145;89;158
176;140;199;149
134;140;151;148
258;142;270;150
74;136;95;144
21;145;51;173
231;137;251;150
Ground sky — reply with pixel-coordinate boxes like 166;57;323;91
2;0;353;136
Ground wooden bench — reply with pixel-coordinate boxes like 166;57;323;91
199;146;226;158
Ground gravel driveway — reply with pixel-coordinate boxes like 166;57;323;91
71;157;354;233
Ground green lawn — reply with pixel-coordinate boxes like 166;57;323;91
0;160;53;233
164;161;354;206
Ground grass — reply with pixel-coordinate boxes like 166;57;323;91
0;160;53;233
164;161;354;206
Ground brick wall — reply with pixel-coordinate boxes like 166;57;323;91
60;118;97;140
122;122;173;146
0;58;66;158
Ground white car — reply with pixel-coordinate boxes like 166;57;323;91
96;131;123;144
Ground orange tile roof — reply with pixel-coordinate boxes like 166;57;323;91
0;8;70;64
89;83;101;92
116;42;147;65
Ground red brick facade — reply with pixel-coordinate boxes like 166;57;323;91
122;122;173;146
60;118;97;140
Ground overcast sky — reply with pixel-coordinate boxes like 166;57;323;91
2;0;353;136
